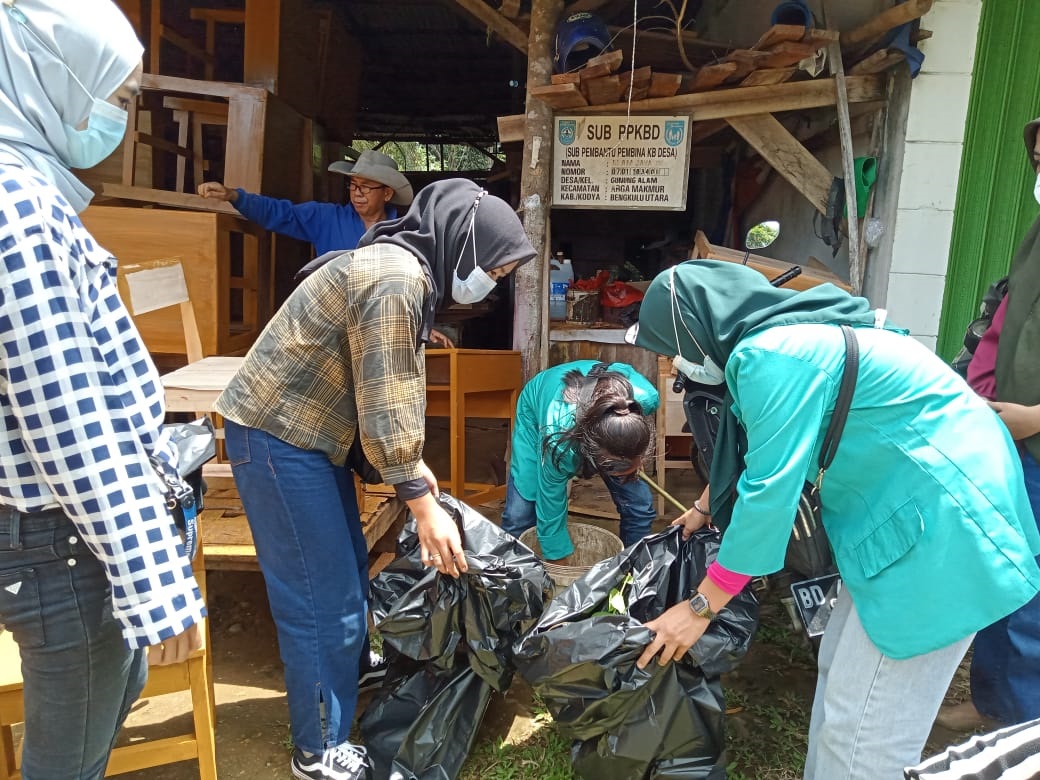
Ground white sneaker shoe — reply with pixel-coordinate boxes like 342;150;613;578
291;742;371;780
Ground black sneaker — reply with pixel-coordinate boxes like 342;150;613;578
358;649;388;693
291;743;371;780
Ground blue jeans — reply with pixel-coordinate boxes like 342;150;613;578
970;448;1040;724
224;420;369;754
499;472;655;548
0;507;147;780
805;589;973;779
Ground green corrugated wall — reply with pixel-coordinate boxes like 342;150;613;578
937;0;1040;359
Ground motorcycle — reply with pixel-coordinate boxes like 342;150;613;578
673;222;841;649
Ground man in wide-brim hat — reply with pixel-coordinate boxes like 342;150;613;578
198;148;413;256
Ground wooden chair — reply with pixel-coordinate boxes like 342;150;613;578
162;96;230;193
0;551;216;779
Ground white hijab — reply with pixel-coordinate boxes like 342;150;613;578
0;0;142;212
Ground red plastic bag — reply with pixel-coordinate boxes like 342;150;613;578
572;270;611;292
601;281;645;308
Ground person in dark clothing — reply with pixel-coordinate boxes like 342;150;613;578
936;115;1040;733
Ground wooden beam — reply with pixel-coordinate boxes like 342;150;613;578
499;0;521;18
840;0;933;48
515;0;563;380
566;74;883;117
648;71;683;98
726;113;834;215
828;42;862;293
452;0;529;54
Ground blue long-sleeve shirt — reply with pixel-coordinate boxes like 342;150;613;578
233;189;398;255
0;162;206;648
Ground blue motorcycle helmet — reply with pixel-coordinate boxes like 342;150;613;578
554;11;612;73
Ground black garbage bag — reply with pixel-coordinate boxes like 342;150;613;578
513;526;759;780
361;494;553;780
360;660;493;780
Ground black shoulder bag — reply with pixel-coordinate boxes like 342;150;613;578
786;324;859;580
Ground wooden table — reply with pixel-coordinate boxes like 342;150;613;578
424;349;523;504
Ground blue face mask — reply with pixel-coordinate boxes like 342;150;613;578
61;98;128;170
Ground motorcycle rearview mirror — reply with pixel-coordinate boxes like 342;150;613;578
741;220;781;264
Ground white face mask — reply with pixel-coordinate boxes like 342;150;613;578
1033;170;1040;207
668;266;727;386
451;192;498;304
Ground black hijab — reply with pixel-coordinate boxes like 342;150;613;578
357;178;536;336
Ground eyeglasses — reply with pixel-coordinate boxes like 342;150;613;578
349;181;386;194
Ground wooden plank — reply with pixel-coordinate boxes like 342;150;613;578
753;24;839;51
840;0;934;48
497;113;525;143
683;62;739;92
551;72;581;85
756;41;820;68
581;74;621;105
576;49;624;80
617;65;652;102
739;67;797;87
648;72;683;98
499;0;521;18
848;49;906;76
98;183;237;213
530;82;590;109
572;74;883;117
452;0;529;54
726;113;833;215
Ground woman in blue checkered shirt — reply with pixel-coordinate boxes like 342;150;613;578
0;3;206;777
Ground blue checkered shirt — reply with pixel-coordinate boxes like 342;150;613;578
0;162;206;648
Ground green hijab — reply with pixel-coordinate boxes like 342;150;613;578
634;260;886;526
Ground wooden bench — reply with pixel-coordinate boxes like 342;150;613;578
199;465;407;577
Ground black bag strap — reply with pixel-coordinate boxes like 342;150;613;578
815;324;859;489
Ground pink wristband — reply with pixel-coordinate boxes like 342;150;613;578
706;561;752;596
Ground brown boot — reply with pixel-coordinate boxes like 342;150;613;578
935;700;1001;732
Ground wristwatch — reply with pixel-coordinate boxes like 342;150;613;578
688;591;717;621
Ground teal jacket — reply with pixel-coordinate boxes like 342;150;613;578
720;323;1040;659
509;360;659;560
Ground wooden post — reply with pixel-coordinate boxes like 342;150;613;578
513;0;562;381
828;42;862;294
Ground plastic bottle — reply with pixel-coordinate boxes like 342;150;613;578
549;251;574;321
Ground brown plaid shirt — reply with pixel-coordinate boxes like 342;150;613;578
215;244;430;486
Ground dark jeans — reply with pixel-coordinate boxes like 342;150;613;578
500;472;655;548
0;507;147;780
223;420;369;754
971;449;1040;724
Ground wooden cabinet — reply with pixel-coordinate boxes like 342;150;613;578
82;206;272;358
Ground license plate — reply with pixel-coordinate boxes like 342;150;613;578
790;573;842;638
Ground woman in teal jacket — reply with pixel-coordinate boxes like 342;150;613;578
501;360;658;560
630;261;1040;780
